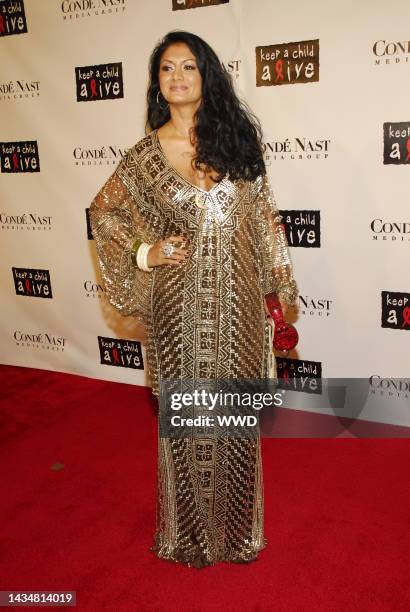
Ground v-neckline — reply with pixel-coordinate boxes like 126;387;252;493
153;128;224;195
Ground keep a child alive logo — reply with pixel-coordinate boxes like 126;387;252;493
381;291;410;330
256;39;319;87
383;122;410;165
98;336;144;369
282;210;321;248
75;62;124;101
276;358;322;394
12;268;53;299
0;141;40;172
172;0;228;10
0;0;27;37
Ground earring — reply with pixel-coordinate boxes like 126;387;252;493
156;89;169;111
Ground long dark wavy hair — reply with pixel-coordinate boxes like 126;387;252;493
145;30;266;183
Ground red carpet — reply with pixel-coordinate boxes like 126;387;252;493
0;364;409;611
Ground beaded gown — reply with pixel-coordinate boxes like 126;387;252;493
89;128;298;568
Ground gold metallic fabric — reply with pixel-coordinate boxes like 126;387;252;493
89;129;298;568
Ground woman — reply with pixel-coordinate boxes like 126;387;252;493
89;30;298;568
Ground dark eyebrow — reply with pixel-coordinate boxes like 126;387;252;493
160;58;197;64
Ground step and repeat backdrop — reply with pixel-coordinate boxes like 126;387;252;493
1;0;409;425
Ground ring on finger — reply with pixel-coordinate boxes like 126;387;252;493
161;242;175;258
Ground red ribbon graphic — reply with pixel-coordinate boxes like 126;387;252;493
25;278;32;294
112;347;120;364
90;78;98;98
275;59;284;83
406;138;410;162
13;153;19;171
0;16;5;33
282;368;290;384
402;306;410;328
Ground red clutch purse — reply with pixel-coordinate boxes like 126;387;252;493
265;291;299;352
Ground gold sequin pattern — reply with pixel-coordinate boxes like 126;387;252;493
89;129;299;567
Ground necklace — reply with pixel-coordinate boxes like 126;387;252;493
194;191;209;209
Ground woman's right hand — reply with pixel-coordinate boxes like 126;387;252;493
147;235;191;268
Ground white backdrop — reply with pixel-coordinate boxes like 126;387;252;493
1;0;409;423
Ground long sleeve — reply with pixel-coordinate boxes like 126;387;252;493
89;149;162;323
255;172;299;306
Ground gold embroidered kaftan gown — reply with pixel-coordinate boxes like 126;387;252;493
89;128;298;568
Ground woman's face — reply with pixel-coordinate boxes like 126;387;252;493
158;42;202;107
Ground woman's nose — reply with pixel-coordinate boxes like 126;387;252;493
172;67;184;80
